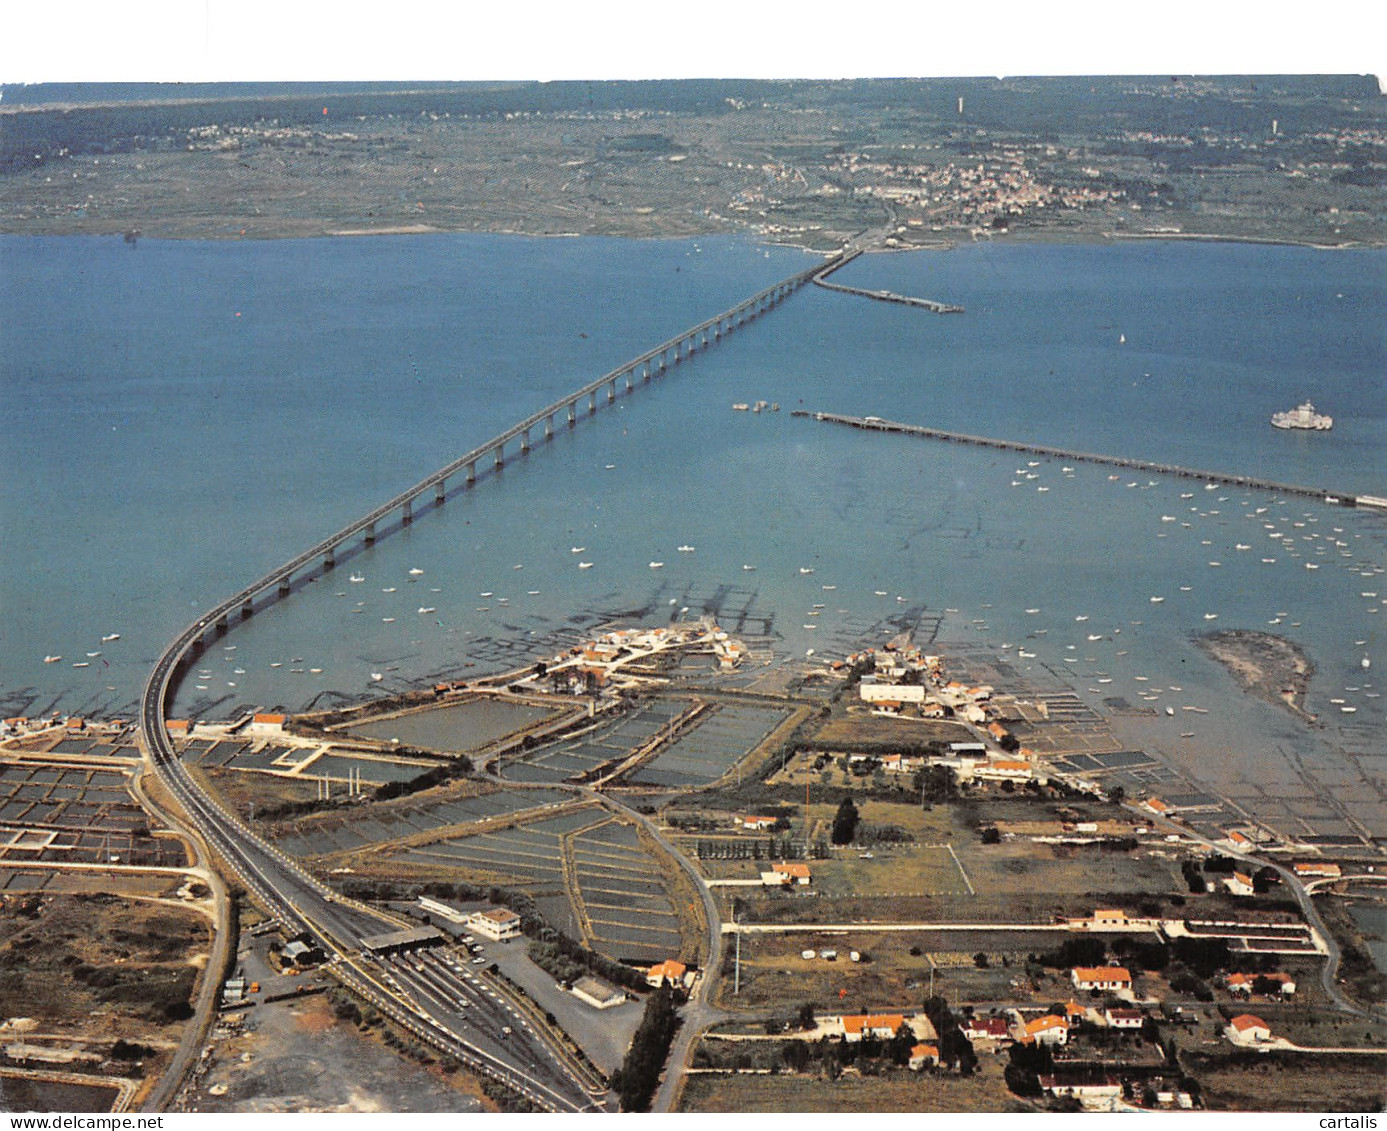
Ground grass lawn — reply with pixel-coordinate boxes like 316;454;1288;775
812;846;967;897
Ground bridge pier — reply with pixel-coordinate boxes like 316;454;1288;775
323;545;335;570
241;598;253;619
364;522;375;544
521;429;530;453
545;414;553;439
403;498;412;525
494;443;504;470
466;460;476;485
587;391;596;414
607;381;616;404
624;371;633;392
278;575;291;597
567;402;576;426
435;478;446;503
216;613;228;631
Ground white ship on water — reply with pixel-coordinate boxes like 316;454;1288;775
1271;401;1332;430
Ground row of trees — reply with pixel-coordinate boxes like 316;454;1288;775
526;931;649;993
610;985;681;1111
374;753;473;801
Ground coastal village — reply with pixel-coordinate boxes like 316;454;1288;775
5;74;1387;1119
3;611;1382;1115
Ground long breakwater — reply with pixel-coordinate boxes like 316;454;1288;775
797;411;1384;508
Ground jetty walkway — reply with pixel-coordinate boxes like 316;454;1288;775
798;411;1384;508
811;249;965;313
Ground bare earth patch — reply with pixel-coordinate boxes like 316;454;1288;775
1196;630;1315;721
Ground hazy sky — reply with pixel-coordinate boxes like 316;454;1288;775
2;0;1382;86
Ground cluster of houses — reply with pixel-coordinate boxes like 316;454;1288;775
845;647;1054;787
852;646;994;719
164;711;289;740
787;1012;941;1069
534;620;748;694
1033;1072;1195;1111
1204;860;1345;897
763;995;1198;1106
1225;971;1296;997
827;147;1128;235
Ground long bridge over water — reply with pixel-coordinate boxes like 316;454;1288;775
182;253;844;640
133;242;1385;1108
136;247;852;1111
812;249;964;313
797;411;1386;508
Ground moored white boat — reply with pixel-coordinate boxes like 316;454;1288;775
1271;401;1332;430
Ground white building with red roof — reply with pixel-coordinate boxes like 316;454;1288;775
962;1016;1011;1042
465;906;522;941
645;959;692;989
1225;1014;1272;1045
908;1043;939;1070
1023;1015;1069;1046
1071;965;1133;992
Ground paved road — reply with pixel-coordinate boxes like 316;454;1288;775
1123;803;1387;1027
598;790;728;1113
139;661;610;1110
130;763;232;1114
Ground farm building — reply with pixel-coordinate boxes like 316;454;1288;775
571;976;627;1010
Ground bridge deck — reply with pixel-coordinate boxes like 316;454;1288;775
811;249;964;313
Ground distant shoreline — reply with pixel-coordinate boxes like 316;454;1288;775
2;223;1380;253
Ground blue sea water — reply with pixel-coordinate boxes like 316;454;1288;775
2;233;1384;838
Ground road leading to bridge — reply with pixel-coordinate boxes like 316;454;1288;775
137;253;845;1111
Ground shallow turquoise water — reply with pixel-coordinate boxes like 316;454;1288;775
2;233;1384;841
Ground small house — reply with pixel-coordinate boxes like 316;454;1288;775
1225;1014;1272;1044
908;1043;940;1070
1071;965;1133;992
646;959;691;989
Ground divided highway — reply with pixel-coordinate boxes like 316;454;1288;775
141;648;605;1109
